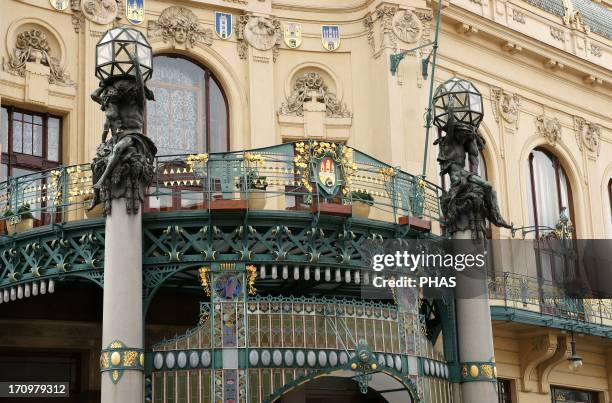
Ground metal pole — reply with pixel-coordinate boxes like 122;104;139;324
421;0;444;178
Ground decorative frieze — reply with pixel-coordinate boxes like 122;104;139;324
574;117;601;158
582;75;603;86
278;72;351;118
590;45;602;57
535;115;561;145
491;87;520;130
148;6;213;49
550;26;564;41
3;29;74;86
512;9;526;24
237;15;281;61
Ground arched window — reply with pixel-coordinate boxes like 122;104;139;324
146;55;229;156
526;149;573;236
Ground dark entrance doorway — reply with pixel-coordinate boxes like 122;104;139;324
280;376;388;403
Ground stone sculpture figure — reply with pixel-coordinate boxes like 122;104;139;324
434;115;511;238
89;57;157;216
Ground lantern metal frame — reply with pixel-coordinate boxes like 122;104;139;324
432;77;484;130
95;27;152;84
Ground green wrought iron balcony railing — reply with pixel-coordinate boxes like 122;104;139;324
0;142;444;237
489;272;612;336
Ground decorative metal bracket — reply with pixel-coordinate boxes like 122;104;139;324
100;340;145;384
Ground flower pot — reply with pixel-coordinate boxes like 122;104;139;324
15;217;34;233
245;189;266;210
352;201;371;218
85;203;104;219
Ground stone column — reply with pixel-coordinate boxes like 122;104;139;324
454;230;497;403
100;199;144;403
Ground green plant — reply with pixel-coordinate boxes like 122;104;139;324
350;190;374;205
236;171;268;191
17;203;33;219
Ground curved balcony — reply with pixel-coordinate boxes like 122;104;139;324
0;142;445;295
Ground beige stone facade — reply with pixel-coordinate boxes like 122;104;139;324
0;0;610;402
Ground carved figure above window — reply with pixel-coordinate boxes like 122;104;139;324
278;72;351;118
4;29;74;86
535;116;561;145
148;6;213;48
574;117;601;157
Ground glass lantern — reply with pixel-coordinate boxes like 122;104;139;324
95;27;152;83
432;77;484;130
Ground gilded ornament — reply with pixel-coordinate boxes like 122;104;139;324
109;340;123;348
461;364;468;378
481;364;494;378
469;364;479;378
110;351;121;366
246;265;258;295
124;350;139;367
199;267;211;296
112;370;120;382
139;353;145;367
100;352;110;369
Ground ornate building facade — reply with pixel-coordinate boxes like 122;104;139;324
0;0;610;402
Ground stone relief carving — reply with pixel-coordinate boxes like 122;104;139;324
392;10;423;43
512;9;526;24
550;26;564;41
278;72;351;118
491;87;520;128
237;15;281;61
363;5;398;56
82;0;119;24
535;116;561;145
590;45;602;57
574;117;601;156
70;0;121;32
148;6;213;48
4;29;74;86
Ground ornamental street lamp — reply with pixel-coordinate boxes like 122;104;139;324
568;332;583;371
93;27;156;403
432;77;484;130
95;27;152;84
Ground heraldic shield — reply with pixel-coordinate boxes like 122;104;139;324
313;154;341;198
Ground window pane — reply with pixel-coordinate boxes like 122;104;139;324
23;114;32;123
23;122;33;154
1;107;8;152
209;80;228;153
33;115;42;125
13;120;22;153
530;150;561;229
147;56;203;156
33;124;43;157
14;112;22;122
48;117;60;161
